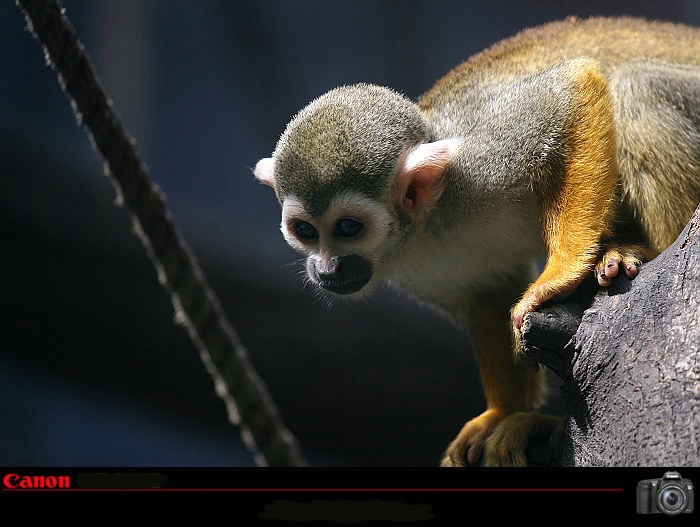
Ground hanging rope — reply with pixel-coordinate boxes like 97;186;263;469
15;0;306;467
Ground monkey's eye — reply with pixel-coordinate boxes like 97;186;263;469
334;218;363;237
294;221;318;240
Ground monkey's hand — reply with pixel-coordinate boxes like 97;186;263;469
512;243;656;355
511;278;582;333
595;244;656;286
511;276;583;371
510;244;654;361
441;410;563;467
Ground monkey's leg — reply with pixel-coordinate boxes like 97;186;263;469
512;60;618;343
442;282;561;467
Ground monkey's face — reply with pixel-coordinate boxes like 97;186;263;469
253;84;456;299
280;191;396;297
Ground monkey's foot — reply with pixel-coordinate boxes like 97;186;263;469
440;408;505;466
441;410;563;467
595;244;656;287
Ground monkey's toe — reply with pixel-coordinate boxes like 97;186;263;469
595;244;656;286
481;412;563;467
441;409;562;467
441;408;505;466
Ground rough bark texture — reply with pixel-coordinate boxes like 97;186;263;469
521;205;700;466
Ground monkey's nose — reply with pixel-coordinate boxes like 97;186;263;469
317;256;343;278
312;254;373;295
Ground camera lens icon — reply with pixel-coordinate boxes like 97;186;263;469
636;472;694;515
659;486;689;514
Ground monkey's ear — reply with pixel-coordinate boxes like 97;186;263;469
254;157;276;188
396;139;459;216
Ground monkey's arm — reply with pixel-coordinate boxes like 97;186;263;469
511;59;619;342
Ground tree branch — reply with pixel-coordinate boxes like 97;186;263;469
521;205;700;466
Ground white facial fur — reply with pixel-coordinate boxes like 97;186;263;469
281;191;395;295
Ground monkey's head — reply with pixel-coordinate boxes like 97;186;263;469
254;84;459;297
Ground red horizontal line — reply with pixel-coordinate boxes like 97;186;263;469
3;487;625;493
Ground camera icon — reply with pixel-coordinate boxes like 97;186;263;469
637;471;694;515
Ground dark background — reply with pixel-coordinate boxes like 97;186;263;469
2;0;699;468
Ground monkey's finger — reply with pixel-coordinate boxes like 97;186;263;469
595;255;620;286
597;256;639;284
513;311;524;330
623;261;640;279
596;244;652;286
604;258;619;278
597;265;613;287
439;454;459;467
467;442;483;465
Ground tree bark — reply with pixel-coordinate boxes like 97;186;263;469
521;205;700;466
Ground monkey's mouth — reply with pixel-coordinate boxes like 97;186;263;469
310;254;373;295
319;275;371;295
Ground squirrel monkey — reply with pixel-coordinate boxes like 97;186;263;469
253;16;700;466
